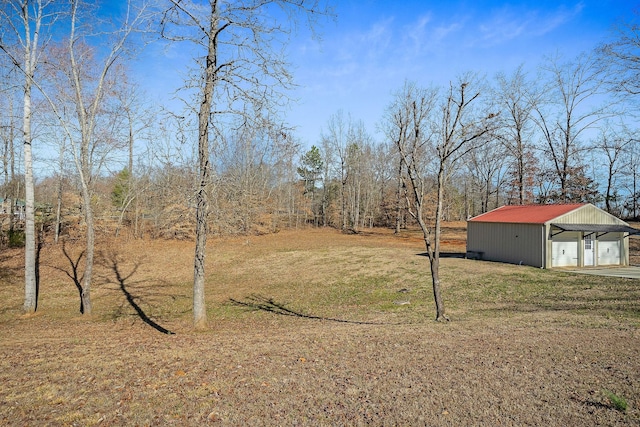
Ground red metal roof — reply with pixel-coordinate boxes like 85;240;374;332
468;204;587;224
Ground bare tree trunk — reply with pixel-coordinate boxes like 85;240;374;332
192;4;219;330
431;166;447;321
395;158;402;234
79;179;93;314
20;5;40;314
59;0;147;315
55;175;62;244
23;75;37;313
517;139;525;204
341;171;347;231
387;79;494;322
409;155;449;322
54;137;65;244
353;180;360;232
633;168;638;219
162;0;329;327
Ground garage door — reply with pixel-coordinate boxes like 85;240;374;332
552;233;579;267
597;237;621;265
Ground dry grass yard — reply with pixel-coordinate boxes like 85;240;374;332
1;224;639;426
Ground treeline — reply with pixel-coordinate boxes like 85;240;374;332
2;6;640;244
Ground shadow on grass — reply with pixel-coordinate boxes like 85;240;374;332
417;252;466;259
53;241;86;314
99;252;175;335
230;294;390;325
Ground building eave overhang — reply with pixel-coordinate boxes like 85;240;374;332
550;223;640;237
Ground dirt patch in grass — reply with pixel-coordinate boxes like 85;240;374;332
1;224;639;426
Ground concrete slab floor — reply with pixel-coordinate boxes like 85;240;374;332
566;266;640;279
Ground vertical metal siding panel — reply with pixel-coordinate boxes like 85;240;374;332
467;222;487;257
467;222;543;267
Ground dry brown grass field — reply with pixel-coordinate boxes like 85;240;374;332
1;223;639;426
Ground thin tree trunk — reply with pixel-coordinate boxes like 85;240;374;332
633;170;638;219
55;139;65;244
341;172;347;231
518;139;525;204
431;168;448;321
55;174;63;244
353;181;360;232
414;166;448;322
395;158;402;234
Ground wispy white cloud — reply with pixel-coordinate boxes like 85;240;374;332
402;13;465;54
476;2;586;46
404;13;431;49
532;2;585;36
350;17;394;61
478;10;529;44
432;20;465;47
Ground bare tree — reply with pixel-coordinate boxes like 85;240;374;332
623;137;640;220
599;10;640;97
161;0;330;329
532;52;613;203
384;78;495;322
215;120;291;234
367;141;396;229
0;0;61;313
385;82;441;318
0;62;20;244
594;123;635;215
41;0;150;314
345;119;371;232
319;131;335;227
52;131;67;243
493;65;537;204
393;148;405;233
464;138;508;213
321;110;350;231
111;71;155;238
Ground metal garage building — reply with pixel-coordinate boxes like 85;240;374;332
466;203;640;268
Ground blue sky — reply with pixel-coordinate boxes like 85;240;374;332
137;0;635;148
